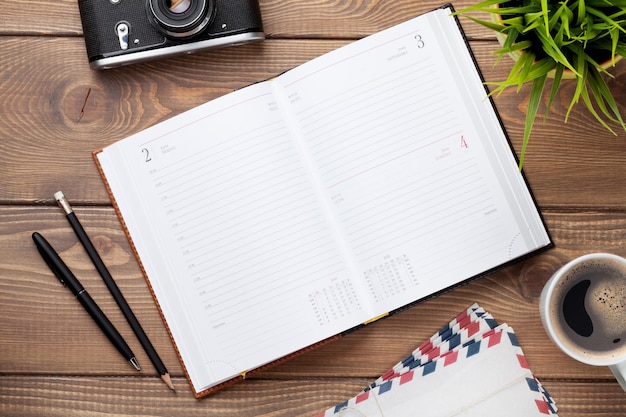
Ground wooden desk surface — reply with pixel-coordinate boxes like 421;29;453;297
2;0;626;415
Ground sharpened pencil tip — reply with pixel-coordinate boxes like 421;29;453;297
161;373;176;392
130;357;141;371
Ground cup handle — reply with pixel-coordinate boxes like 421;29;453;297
609;361;626;391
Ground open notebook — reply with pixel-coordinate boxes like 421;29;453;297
94;5;552;396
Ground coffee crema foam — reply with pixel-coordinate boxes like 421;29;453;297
549;258;626;360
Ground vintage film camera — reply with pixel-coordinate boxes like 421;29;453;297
78;0;264;70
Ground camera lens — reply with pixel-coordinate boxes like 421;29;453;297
147;0;215;38
168;0;191;13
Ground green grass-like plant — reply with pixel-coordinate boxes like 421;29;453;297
455;0;626;168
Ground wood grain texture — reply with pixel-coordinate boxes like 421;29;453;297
0;376;368;417
0;376;625;417
3;37;626;206
4;0;626;415
0;0;495;38
1;206;624;382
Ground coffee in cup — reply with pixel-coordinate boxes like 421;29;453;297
540;253;626;390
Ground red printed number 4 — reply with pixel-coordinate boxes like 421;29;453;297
461;136;468;149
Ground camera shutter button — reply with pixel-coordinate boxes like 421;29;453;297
116;22;130;50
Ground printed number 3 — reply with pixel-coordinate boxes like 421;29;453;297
142;148;152;162
415;34;425;48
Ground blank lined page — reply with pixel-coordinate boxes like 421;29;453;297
97;82;369;392
276;7;549;314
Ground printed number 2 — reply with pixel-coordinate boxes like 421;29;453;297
415;34;425;48
142;148;152;162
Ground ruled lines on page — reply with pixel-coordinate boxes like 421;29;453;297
107;84;367;387
276;10;527;312
146;117;353;369
299;57;456;189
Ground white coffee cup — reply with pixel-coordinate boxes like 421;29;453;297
540;253;626;390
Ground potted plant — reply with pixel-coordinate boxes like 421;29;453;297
455;0;626;167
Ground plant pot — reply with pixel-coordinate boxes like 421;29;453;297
491;8;622;79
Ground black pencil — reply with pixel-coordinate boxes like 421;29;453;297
55;191;175;391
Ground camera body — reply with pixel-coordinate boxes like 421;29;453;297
78;0;264;70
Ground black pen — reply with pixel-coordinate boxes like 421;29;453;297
54;191;175;391
32;232;141;372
